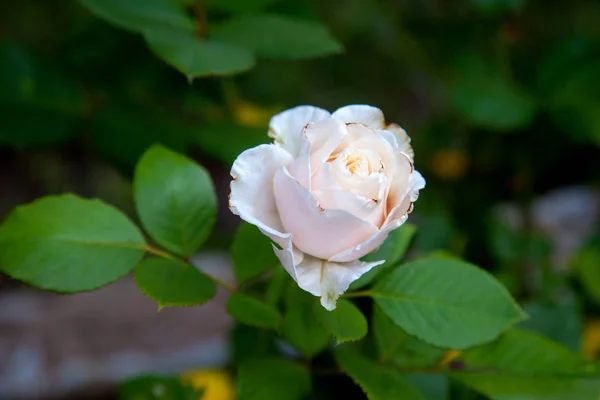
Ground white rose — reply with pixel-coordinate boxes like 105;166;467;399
229;105;425;310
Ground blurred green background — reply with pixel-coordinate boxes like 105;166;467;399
1;0;600;398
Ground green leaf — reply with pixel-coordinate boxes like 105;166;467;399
134;258;216;308
266;266;290;305
452;329;600;400
0;194;145;292
227;293;282;329
193;123;269;165
406;374;448;400
351;224;417;289
144;28;255;80
134;145;216;257
210;14;343;59
372;306;445;367
372;258;526;349
79;0;194;33
572;237;600;306
237;358;311;400
230;324;279;363
449;53;536;131
335;346;425;400
519;299;582;352
231;222;279;284
313;299;367;343
118;374;202;400
282;288;330;357
204;0;282;13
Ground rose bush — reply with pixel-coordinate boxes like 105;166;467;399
229;105;425;310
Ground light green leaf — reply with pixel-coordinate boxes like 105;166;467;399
231;222;279;284
134;258;216;308
0;194;145;291
335;346;425;400
372;306;445;367
282;289;330;357
237;358;311;400
452;329;600;400
144;28;255;80
227;293;281;329
372;258;526;349
210;14;343;59
79;0;194;33
313;299;367;343
134;145;216;257
351;224;417;289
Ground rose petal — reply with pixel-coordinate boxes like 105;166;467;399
312;187;386;227
332;105;414;161
273;166;378;260
329;169;425;263
304;118;348;168
273;247;383;310
230;144;293;246
269;106;330;157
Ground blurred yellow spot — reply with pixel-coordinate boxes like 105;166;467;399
182;369;235;400
431;150;468;180
438;350;462;367
582;320;600;359
232;101;274;128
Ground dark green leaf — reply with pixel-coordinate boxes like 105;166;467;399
351;224;417;289
134;258;216;308
452;329;600;400
134;145;216;257
79;0;194;33
313;299;368;343
204;0;282;13
450;53;536;131
519;299;582;352
372;258;526;349
118;374;202;400
372;306;445;367
227;293;282;329
210;14;343;59
406;374;448;400
0;194;145;291
335;346;425;400
237;358;311;400
193;123;269;166
230;324;279;364
282;288;330;357
231;222;279;284
144;28;255;80
572;238;600;306
266;266;290;305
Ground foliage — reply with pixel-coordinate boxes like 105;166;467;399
1;0;600;399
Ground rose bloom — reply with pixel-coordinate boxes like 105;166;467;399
229;105;424;310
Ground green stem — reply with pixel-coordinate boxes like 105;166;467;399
145;245;237;292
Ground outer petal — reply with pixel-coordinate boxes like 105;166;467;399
330;169;425;263
273;247;384;311
332;105;414;161
273;166;378;260
230;144;293;247
268;106;330;157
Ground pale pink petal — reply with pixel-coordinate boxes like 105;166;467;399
273;247;384;310
332;105;414;162
287;138;311;189
273;166;378;260
330;169;425;263
385;152;413;215
304;118;348;167
332;105;386;127
312;186;386;227
268;106;330;157
230;144;293;247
